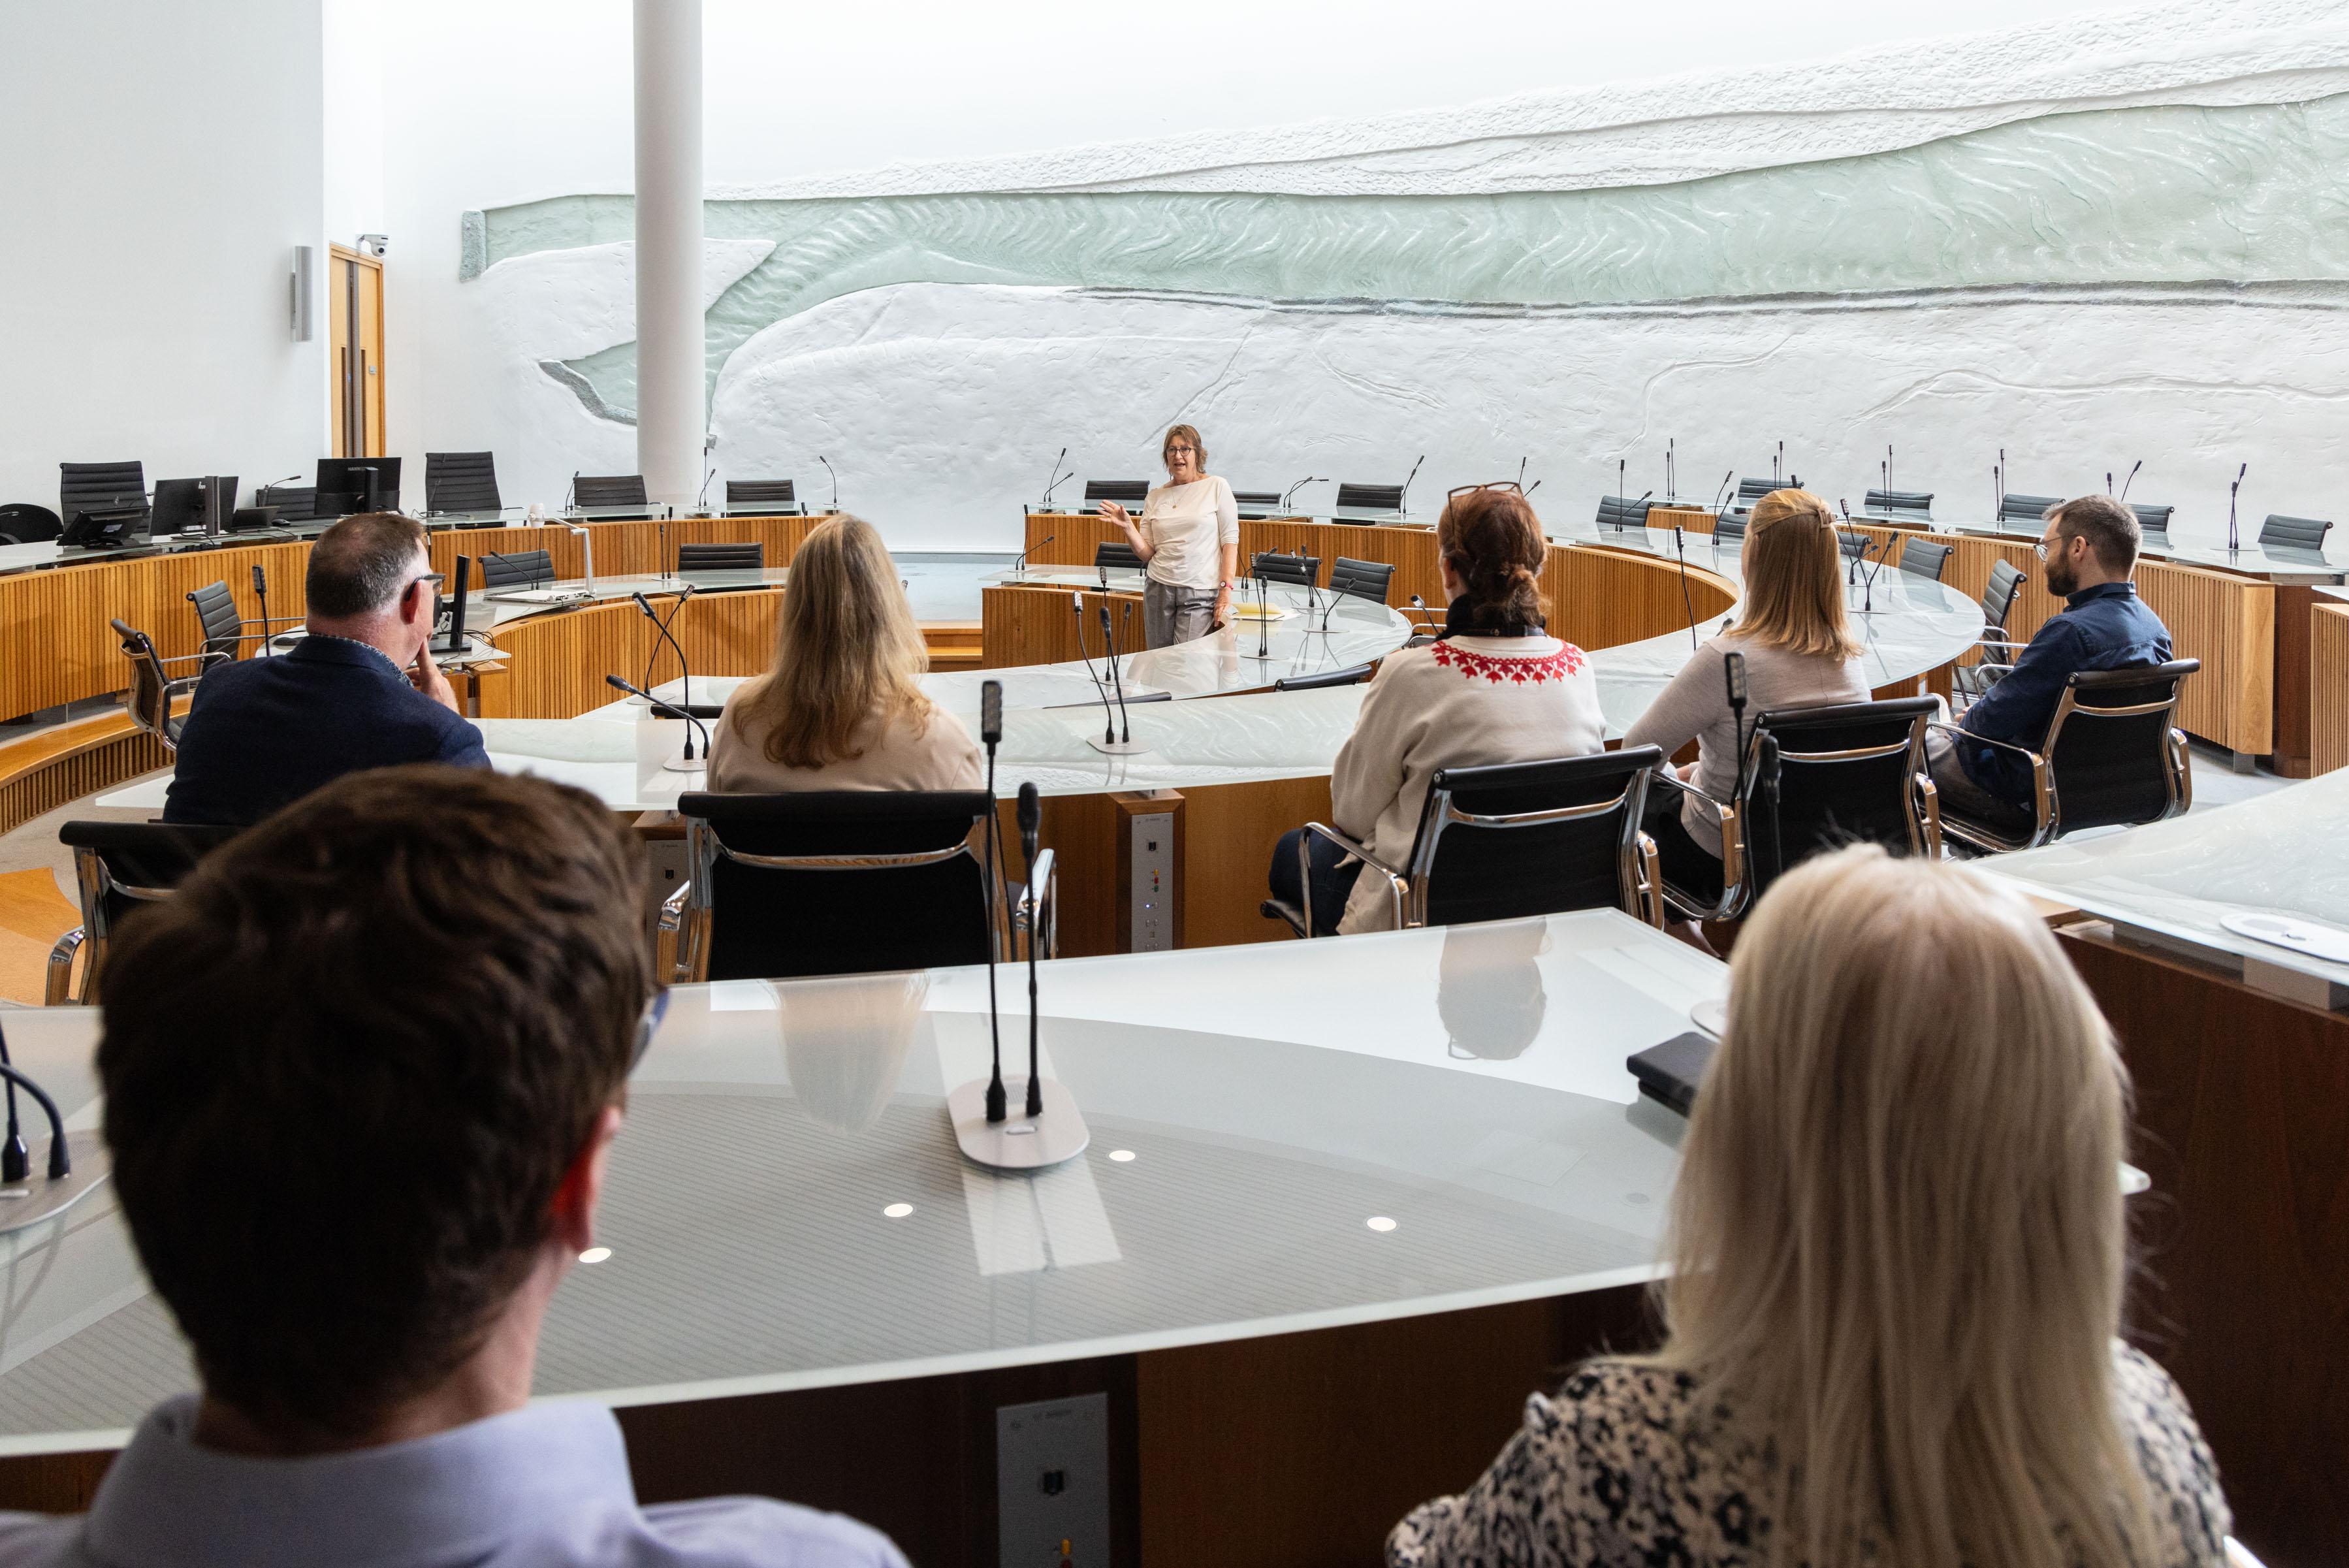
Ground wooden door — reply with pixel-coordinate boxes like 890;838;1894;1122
328;245;386;458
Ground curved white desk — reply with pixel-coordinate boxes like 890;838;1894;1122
0;906;1708;1451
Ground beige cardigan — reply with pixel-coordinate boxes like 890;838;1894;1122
1330;636;1605;935
707;683;983;793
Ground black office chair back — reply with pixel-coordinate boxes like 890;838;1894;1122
1712;513;1748;543
1595;494;1652;531
2258;513;2333;552
675;792;996;981
1838;532;1872;563
186;581;245;664
60;461;147;527
1334;482;1405;513
677;541;765;572
2128;503;2173;537
1897;539;1952;581
1981;558;2028;632
1744;698;1938;896
1083;480;1149;505
425;451;502;513
257;484;316;522
726;479;798;509
2041;661;2198;835
1327;556;1395;603
56;820;241;1001
1409;747;1661;929
1231;490;1282;510
1273;662;1376;692
573;474;648;508
1864;488;1934;521
1251;551;1320;587
0;504;63;544
480;549;556;589
109;620;184;748
1095;541;1143;573
1732;478;1781;507
2001;492;2062;524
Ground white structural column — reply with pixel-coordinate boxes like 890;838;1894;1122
633;0;705;507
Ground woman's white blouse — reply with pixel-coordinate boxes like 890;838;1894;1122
1140;476;1239;590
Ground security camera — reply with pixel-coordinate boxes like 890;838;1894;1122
358;233;389;258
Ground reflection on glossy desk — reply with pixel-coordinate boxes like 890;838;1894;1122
0;908;1708;1452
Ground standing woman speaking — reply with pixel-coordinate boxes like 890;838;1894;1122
1099;424;1239;647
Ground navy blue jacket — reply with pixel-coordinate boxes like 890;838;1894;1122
1957;581;2172;803
163;635;490;826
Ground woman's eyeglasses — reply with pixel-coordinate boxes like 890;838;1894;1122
1446;481;1524;499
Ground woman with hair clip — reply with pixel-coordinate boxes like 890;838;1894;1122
1623;488;1868;914
708;514;982;791
1098;424;1239;647
1267;485;1603;936
1390;846;2231;1568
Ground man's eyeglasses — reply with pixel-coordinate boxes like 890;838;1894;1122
1447;481;1525;499
631;988;671;1072
408;571;447;596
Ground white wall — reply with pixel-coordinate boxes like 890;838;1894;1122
0;0;325;513
323;0;389;249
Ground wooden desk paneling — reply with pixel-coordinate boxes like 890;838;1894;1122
430;513;823;589
2314;600;2349;776
2272;584;2322;778
2133;559;2274;756
475;588;785;720
980;586;1145;670
1552;545;1737;652
2056;927;2349;1566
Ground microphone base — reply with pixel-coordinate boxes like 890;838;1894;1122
0;1133;109;1236
949;1076;1090;1170
662;756;706;773
1085;737;1151;756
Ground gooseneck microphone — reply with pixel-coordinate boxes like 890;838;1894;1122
250;563;276;657
2228;462;2247;552
604;673;710;765
1670;519;1699;650
2119;459;2143;502
1017;782;1046;1119
696;467;716;514
1012;533;1054;579
1040;447;1070;509
818;455;839;513
1399;455;1424;513
1072;593;1116;742
1724;650;1751;816
0;1021;69;1184
1281;476;1324;510
1098;604;1133;744
631;586;699;712
565;470;580;512
1712;470;1736;515
1838;499;1885;614
979;679;1008;1124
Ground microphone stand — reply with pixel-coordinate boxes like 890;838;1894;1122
251;563;275;658
2227;462;2246;554
695;466;715;517
603;674;709;769
1078;596;1145;754
1281;477;1324;512
562;520;596;596
1838;502;1886;615
1399;455;1424;516
633;586;697;708
1101;605;1134;744
978;680;1007;1124
1251;574;1272;662
1017;784;1046;1119
658;517;672;583
1012;532;1054;582
1672;524;1699;650
819;455;839;514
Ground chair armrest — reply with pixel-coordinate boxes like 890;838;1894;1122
46;928;85;1006
1647;773;1747;922
656;878;692;931
1927;722;2038;762
1300;821;1407;935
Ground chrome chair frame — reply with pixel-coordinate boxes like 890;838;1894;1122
46;850;179;1006
1930;682;2194;855
110;618;208;751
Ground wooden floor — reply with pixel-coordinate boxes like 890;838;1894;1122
0;868;78;1004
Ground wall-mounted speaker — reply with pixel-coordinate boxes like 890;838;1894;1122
290;244;314;342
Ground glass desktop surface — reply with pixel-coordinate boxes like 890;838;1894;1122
1943;517;2344;581
1985;768;2349;997
0;909;1702;1450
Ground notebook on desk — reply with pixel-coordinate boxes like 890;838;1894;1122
1625;1031;1716;1116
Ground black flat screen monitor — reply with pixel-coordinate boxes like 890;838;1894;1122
315;457;402;517
152;476;238;535
57;506;147;550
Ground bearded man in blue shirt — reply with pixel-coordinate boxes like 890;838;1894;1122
1927;493;2173;824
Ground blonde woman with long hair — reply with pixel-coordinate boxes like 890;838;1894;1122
1390;846;2230;1568
707;515;982;792
1623;488;1867;904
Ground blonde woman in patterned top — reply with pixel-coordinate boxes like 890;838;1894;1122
1391;845;2230;1568
1267;485;1602;935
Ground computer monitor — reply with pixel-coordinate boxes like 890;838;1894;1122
151;476;238;536
315;456;402;517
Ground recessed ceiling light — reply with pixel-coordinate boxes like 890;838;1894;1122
1366;1216;1397;1232
882;1202;914;1218
1108;1149;1136;1162
578;1246;612;1264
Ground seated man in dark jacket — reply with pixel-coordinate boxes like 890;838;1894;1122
163;512;489;825
1927;492;2172;821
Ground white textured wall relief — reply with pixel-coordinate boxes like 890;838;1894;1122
453;0;2349;546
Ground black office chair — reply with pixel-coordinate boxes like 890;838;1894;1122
2127;504;2174;544
1595;495;1652;532
726;479;800;513
573;474;648;509
1231;490;1283;513
60;461;148;531
1251;551;1320;587
424;451;502;514
256;484;317;522
1652;698;1940;923
1723;477;1782;515
2259;514;2333;552
1262;747;1664;937
1863;489;1934;524
662;792;1045;982
1933;661;2198;855
1897;539;1953;581
2000;492;2062;524
46;820;242;1005
677;542;765;572
0;503;62;545
1953;558;2031;707
1095;541;1143;574
1083;480;1149;510
1838;532;1876;564
186;581;265;665
109;618;208;750
1327;556;1394;603
1711;513;1749;544
480;549;556;590
1334;482;1405;514
1272;662;1376;692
